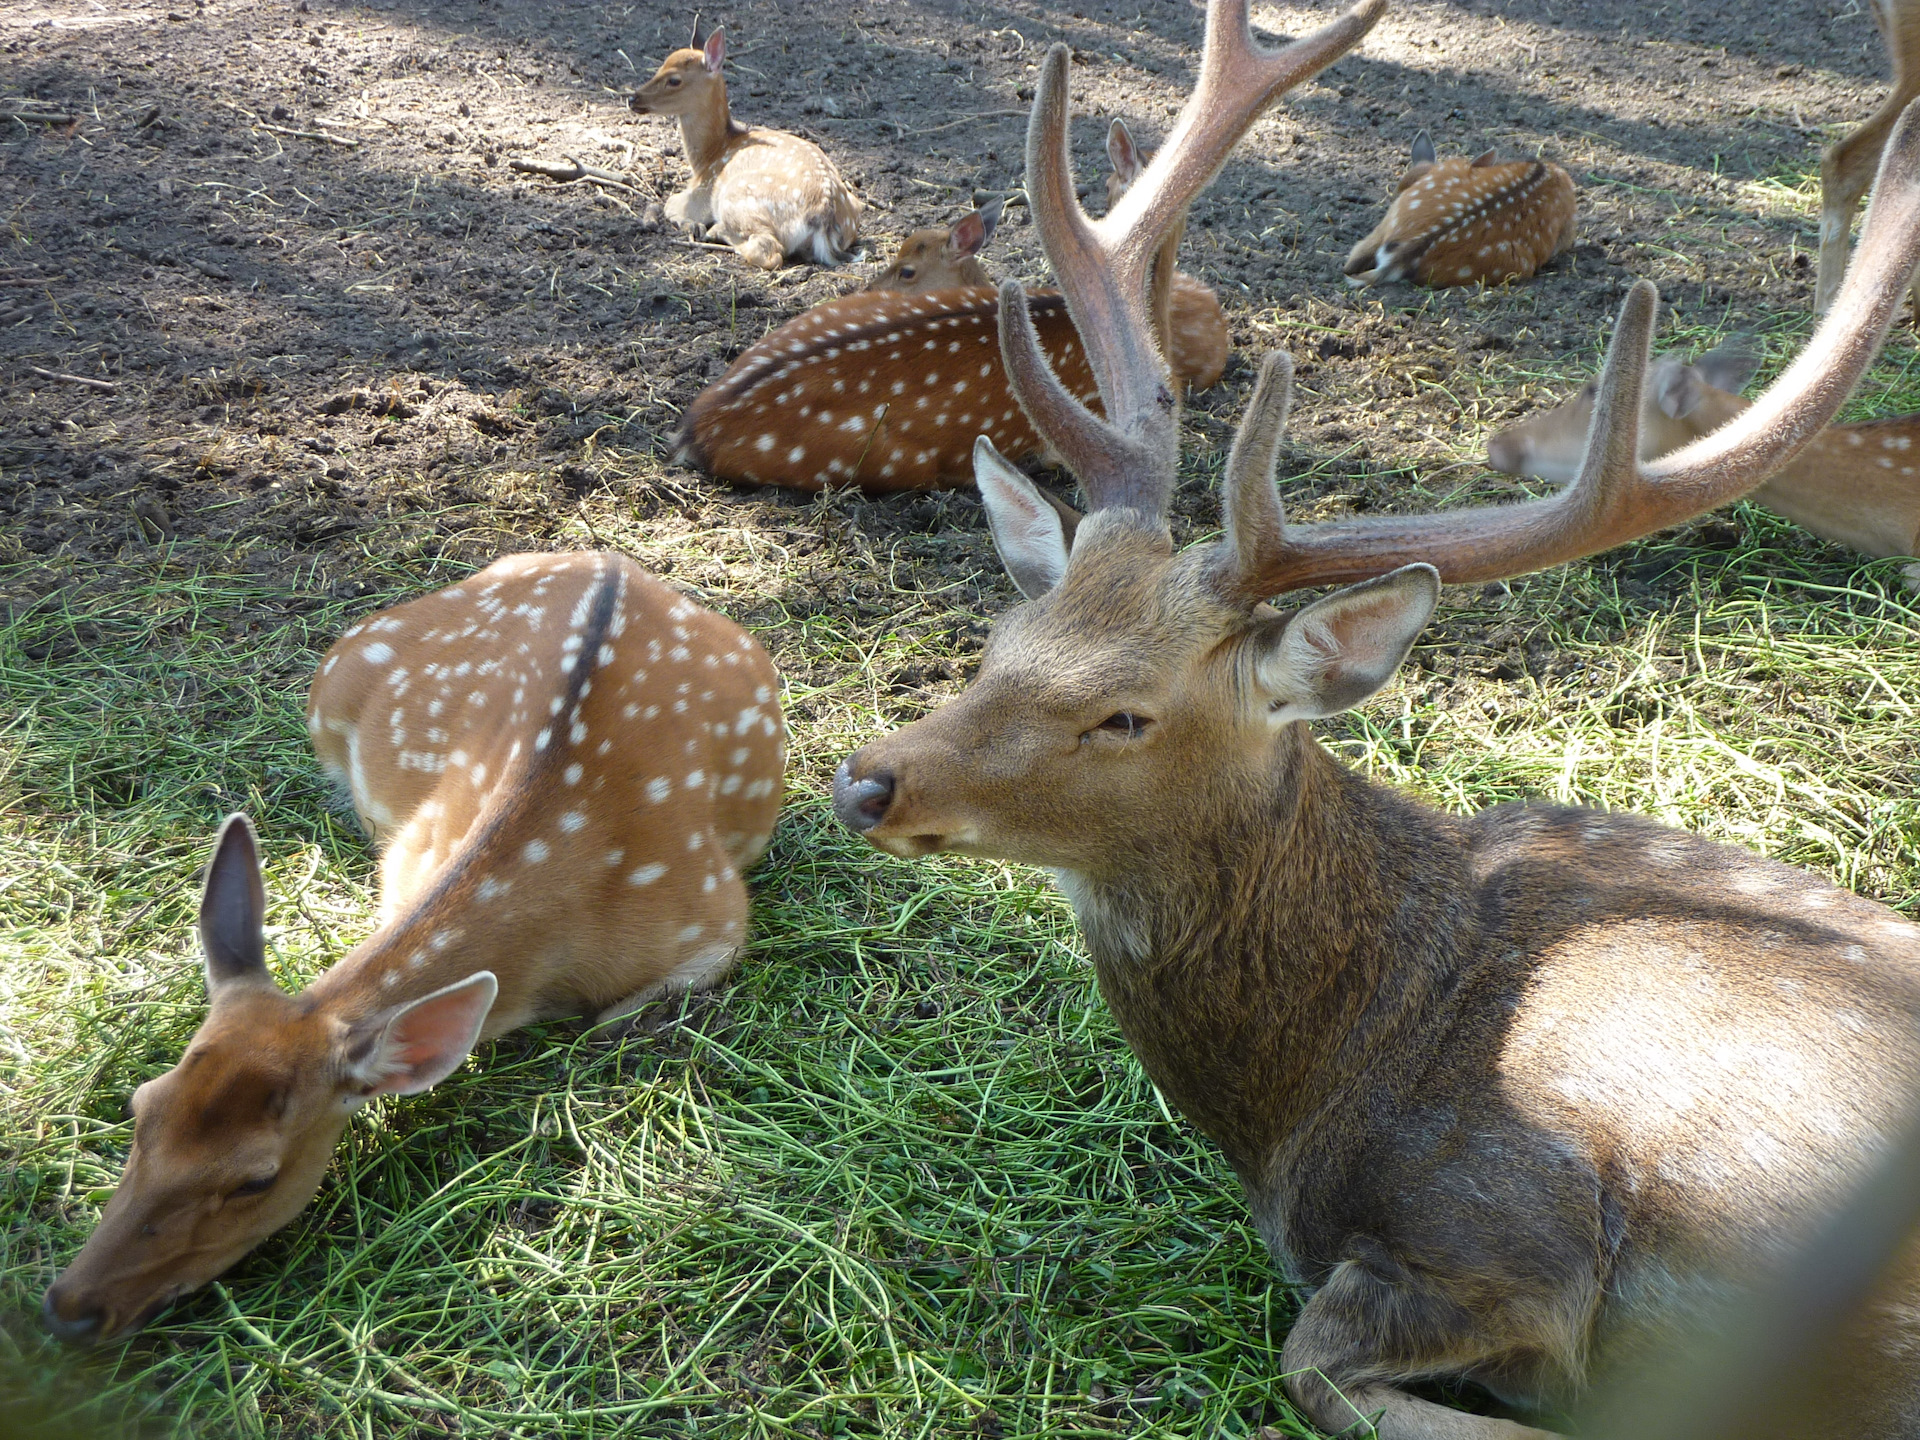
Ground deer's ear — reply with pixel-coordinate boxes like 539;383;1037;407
1652;358;1706;420
1107;118;1141;181
343;972;498;1097
1410;130;1436;168
702;28;725;73
949;206;992;259
974;438;1070;600
1694;339;1761;396
1470;146;1499;168
201;814;270;992
1253;565;1438;727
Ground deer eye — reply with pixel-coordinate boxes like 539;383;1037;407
1091;712;1149;740
230;1174;278;1199
666;75;681;86
897;266;915;280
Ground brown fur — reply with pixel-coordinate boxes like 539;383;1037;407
630;33;861;269
1488;353;1920;561
1818;0;1920;314
677;288;1100;492
1346;151;1577;289
43;553;785;1343
838;505;1920;1437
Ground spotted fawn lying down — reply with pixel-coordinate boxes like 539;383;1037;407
631;28;862;270
42;553;785;1344
1345;131;1577;288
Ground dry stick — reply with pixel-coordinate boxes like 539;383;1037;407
28;366;117;394
1;109;75;125
507;156;643;194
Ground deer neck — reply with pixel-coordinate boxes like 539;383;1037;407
1055;727;1477;1192
679;82;746;182
302;801;547;1035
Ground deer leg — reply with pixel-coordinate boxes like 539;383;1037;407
1280;1262;1571;1440
590;940;741;1037
1818;95;1912;313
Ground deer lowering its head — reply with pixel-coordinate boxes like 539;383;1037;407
631;28;862;269
1345;131;1577;288
1489;340;1920;571
42;553;785;1345
832;0;1920;1430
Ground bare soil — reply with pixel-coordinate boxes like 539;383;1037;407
0;0;1901;672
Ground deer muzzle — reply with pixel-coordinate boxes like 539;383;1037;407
831;758;894;833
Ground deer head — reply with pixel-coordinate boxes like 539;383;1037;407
865;199;1004;291
833;0;1920;868
630;27;726;117
41;816;495;1345
1487;340;1761;483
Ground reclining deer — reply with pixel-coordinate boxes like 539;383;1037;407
1345;131;1577;289
1488;340;1920;582
679;122;1226;492
830;0;1920;1432
631;27;862;269
42;552;786;1344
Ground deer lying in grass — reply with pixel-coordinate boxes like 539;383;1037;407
1345;131;1577;288
1818;0;1920;315
631;28;862;269
831;0;1920;1429
680;126;1227;492
1488;340;1920;579
41;553;785;1345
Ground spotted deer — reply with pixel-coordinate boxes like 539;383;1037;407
1818;0;1920;316
678;128;1231;494
1488;340;1920;578
1345;131;1577;288
830;0;1920;1430
630;28;862;269
41;552;785;1345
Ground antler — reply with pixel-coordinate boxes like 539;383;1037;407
992;0;1387;512
1216;95;1920;602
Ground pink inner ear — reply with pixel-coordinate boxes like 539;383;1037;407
702;29;725;73
950;213;986;257
364;974;496;1096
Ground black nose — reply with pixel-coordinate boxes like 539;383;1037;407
629;94;647;113
832;758;894;833
42;1287;101;1346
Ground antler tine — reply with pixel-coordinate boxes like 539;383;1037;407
995;0;1386;513
1217;92;1920;602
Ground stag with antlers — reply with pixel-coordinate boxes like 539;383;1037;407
831;0;1920;1433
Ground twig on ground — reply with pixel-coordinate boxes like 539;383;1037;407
28;365;117;394
259;120;359;147
1;107;76;126
508;156;643;194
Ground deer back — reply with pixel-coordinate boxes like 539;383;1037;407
678;288;1098;492
41;552;784;1345
1346;149;1578;288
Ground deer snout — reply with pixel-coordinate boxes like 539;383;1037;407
832;758;894;833
41;1283;103;1346
1485;427;1528;475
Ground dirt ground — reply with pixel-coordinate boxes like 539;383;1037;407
0;0;1902;629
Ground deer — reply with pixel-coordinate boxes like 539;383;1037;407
828;0;1920;1430
40;552;786;1346
864;123;1231;392
630;27;862;270
678;124;1231;494
1345;131;1577;288
1818;0;1920;316
1487;340;1920;578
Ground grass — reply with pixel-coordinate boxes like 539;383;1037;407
3;462;1917;1439
2;147;1919;1429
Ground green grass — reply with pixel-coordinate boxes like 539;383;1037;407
2;391;1918;1437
